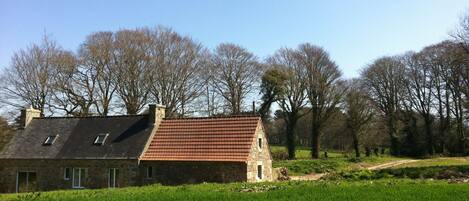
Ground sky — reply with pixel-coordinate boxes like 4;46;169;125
1;0;469;79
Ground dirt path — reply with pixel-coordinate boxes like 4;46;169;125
366;159;418;170
290;159;418;181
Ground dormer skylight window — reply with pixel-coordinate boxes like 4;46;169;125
93;133;109;145
43;135;58;146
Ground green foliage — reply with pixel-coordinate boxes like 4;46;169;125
2;180;469;201
325;165;469;181
273;159;348;175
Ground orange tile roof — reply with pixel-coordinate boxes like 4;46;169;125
141;116;260;162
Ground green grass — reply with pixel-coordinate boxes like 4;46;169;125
2;180;469;201
270;146;407;175
394;157;469;168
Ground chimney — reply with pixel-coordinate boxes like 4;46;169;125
21;106;41;128
148;104;166;127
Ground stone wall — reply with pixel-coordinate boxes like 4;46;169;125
0;159;139;193
140;161;247;185
246;123;273;182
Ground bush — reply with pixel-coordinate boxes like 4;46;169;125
272;150;289;160
324;165;469;181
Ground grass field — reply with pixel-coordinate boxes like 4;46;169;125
2;180;469;201
270;146;407;175
393;157;469;168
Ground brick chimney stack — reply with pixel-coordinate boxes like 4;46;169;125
148;104;166;127
21;106;41;128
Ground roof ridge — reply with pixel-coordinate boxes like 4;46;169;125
164;115;260;120
35;114;147;119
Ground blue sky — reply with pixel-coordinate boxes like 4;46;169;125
1;0;468;78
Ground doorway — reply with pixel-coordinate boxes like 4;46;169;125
16;171;37;193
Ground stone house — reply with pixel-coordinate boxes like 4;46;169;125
0;105;272;193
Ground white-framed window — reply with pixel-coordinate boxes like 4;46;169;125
108;168;119;188
64;167;71;180
146;166;153;179
72;168;87;188
257;164;263;180
93;133;109;145
43;135;58;145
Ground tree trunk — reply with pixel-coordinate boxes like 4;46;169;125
286;115;298;160
351;130;360;158
387;114;400;156
424;116;434;155
311;122;320;159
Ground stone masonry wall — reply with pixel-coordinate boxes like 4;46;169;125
140;161;247;185
246;123;273;182
0;159;139;193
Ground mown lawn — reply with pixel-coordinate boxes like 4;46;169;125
1;180;469;201
393;157;469;168
270;146;407;175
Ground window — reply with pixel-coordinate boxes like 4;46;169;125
257;165;263;180
64;168;71;180
72;168;87;188
258;138;262;149
146;166;153;179
43;135;58;145
108;168;119;188
93;133;109;145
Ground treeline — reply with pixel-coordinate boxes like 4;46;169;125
1;14;468;158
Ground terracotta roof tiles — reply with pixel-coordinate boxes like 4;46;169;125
141;116;260;162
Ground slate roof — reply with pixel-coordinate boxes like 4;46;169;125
0;115;154;159
141;116;260;162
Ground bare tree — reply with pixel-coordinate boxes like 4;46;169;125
147;27;207;117
113;29;153;115
361;56;406;156
0;35;62;116
297;43;345;159
344;79;374;158
268;48;308;159
49;50;98;116
445;44;468;154
402;52;436;155
79;31;117;116
210;43;263;115
421;42;453;153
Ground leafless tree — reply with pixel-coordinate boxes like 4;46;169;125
419;42;453;153
268;48;308;159
297;43;345;159
79;31;117;116
113;29;153;115
147;27;208;117
445;44;468;154
0;35;62;116
361;56;406;155
344;79;374;158
49;50;98;116
210;43;263;115
401;52;436;155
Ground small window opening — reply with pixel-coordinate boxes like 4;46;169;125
64;167;71;180
258;138;262;149
146;166;153;179
43;135;58;145
257;165;263;179
93;133;109;145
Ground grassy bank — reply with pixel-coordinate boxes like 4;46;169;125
2;180;469;201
